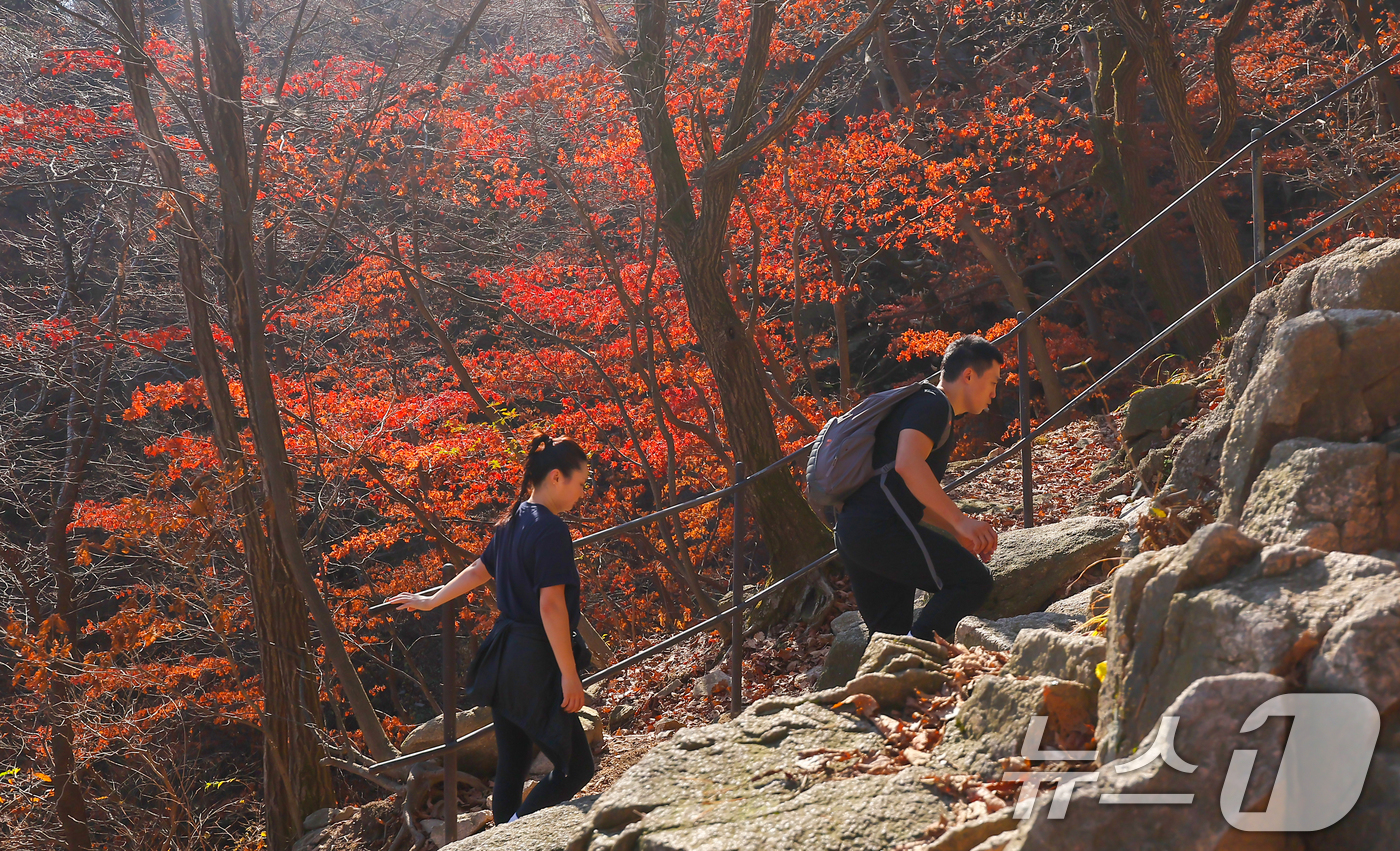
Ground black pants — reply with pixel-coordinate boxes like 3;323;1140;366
835;515;993;640
491;712;595;824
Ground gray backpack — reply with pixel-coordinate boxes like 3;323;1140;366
805;378;954;588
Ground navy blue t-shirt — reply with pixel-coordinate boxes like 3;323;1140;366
481;502;580;629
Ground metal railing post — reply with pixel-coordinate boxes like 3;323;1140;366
1251;127;1266;294
441;561;458;843
1017;314;1034;528
730;462;745;718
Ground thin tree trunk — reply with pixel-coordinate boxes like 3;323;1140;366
1340;0;1400;130
193;0;398;765
873;19;916;114
812;219;856;402
47;383;102;851
1205;0;1257;159
392;231;512;433
787;223;832;416
831;295;854;403
956;215;1069;414
110;2;338;845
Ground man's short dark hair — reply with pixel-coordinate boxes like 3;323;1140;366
941;335;1004;379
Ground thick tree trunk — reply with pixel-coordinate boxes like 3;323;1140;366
578;0;892;621
48;698;91;851
812;219;857;402
671;247;834;580
1104;0;1248;330
248;542;334;849
613;0;834;589
110;2;338;845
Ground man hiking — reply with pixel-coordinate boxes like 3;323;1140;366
833;335;1003;641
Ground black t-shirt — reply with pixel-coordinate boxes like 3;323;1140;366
840;385;956;523
481;502;580;629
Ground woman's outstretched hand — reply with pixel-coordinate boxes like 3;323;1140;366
386;591;438;612
561;672;586;713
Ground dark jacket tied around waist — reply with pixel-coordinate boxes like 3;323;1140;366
466;618;587;768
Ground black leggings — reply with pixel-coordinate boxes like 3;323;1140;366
491;713;594;824
835;516;993;640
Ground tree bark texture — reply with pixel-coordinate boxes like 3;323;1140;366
1103;0;1248;330
589;0;906;590
193;0;398;765
1086;28;1216;354
110;1;338;845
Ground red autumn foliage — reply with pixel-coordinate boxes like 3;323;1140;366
0;0;1396;847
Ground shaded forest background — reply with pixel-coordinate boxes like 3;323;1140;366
0;0;1397;846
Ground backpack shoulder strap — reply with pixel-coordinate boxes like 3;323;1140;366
920;384;955;450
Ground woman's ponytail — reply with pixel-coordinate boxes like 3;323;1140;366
497;434;589;528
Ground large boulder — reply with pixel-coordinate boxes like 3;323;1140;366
443;795;596;851
1307;746;1400;850
401;705;499;778
1044;581;1110;621
978;517;1127;618
1168;237;1400;501
1227;237;1400;403
1120;383;1199;444
1005;673;1292;851
1159;407;1231;499
954;612;1082;653
1095;523;1400;765
931;630;1105;778
1240;437;1400;553
814;610;870;690
1219;309;1400;521
1002;629;1106;694
930;675;1096;778
427;812;491;847
846;632;951;709
572;700;956;851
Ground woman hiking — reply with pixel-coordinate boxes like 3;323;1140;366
386;435;596;825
